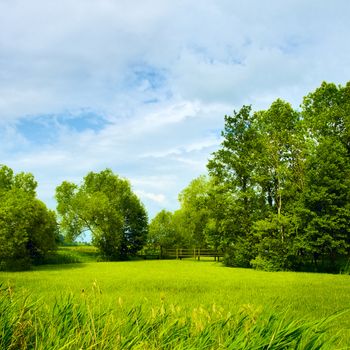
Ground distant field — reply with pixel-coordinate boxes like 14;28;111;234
1;247;349;348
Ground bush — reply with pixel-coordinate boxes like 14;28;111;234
223;239;256;268
250;255;281;271
0;192;58;271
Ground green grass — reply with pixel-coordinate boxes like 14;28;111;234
0;290;342;349
1;255;349;348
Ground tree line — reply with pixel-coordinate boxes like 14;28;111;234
148;81;350;272
1;81;349;271
0;167;148;269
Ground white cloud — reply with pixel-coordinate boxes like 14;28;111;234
135;190;166;204
1;0;350;219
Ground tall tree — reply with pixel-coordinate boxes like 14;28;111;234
299;82;350;269
252;100;306;269
257;100;304;217
207;105;261;266
55;169;148;260
296;138;350;268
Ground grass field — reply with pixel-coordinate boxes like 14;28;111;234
1;247;349;349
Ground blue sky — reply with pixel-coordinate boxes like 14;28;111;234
1;0;350;221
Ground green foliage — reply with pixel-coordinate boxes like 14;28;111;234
252;214;299;271
302;81;350;149
161;175;228;251
207;105;266;266
148;210;179;251
223;238;256;268
0;165;37;196
0;165;57;270
55;169;148;260
296;137;350;267
205;81;350;272
250;255;282;272
177;175;212;248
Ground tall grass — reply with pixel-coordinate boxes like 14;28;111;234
0;286;342;349
1;260;349;347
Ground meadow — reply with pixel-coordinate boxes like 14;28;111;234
0;247;349;349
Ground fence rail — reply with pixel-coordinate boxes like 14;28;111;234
161;248;223;261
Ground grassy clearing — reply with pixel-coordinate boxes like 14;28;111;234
1;254;349;348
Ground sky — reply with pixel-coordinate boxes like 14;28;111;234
1;0;350;221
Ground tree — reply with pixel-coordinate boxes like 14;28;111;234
148;210;179;252
0;165;57;270
302;81;350;152
251;100;305;270
298;82;350;270
151;176;225;252
296;137;350;269
208;105;262;266
55;169;148;260
177;175;212;248
0;165;37;195
207;81;350;271
206;100;309;269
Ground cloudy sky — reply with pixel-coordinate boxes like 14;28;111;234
1;0;349;220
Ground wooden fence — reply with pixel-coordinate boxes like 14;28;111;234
161;248;223;261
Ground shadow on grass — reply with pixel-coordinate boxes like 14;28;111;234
30;248;98;271
33;263;88;271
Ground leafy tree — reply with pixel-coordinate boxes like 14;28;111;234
208;106;262;266
153;176;225;251
134;81;350;272
302;81;350;152
202;180;228;251
55;169;148;260
256;100;304;215
177;175;212;248
0;165;57;270
208;81;350;271
296;137;350;269
0;165;37;195
252;100;305;269
299;82;350;270
148;210;179;252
